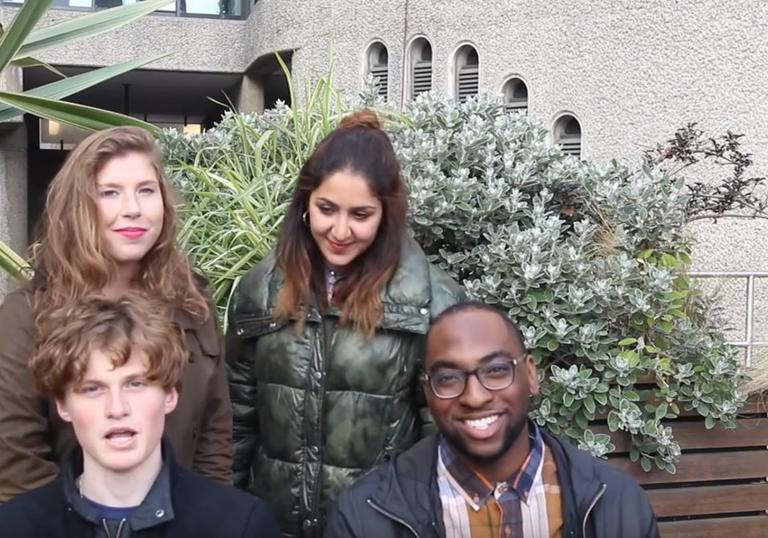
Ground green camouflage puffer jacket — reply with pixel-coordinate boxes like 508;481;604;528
225;236;464;537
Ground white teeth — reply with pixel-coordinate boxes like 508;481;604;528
464;415;500;430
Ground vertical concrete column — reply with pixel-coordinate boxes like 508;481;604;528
0;65;27;300
0;123;27;300
236;73;265;114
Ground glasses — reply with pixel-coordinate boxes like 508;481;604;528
423;357;521;399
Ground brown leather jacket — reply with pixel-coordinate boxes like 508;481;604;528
0;285;233;503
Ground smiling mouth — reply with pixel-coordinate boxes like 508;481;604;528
328;239;353;251
462;414;501;431
115;228;147;239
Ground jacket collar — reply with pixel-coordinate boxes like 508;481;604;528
540;429;608;533
243;234;435;334
370;429;608;537
61;439;176;530
369;435;445;537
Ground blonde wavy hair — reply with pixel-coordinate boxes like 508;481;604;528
31;126;208;328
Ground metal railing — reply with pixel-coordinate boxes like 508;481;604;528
689;271;768;367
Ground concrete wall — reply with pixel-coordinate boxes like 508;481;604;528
248;0;768;382
0;65;26;300
0;7;249;73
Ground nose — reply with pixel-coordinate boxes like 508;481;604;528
331;213;351;241
121;190;141;218
459;373;493;408
106;389;130;419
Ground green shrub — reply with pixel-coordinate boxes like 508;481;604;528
162;91;745;473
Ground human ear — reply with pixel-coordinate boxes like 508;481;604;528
56;398;73;423
164;387;179;415
525;354;539;396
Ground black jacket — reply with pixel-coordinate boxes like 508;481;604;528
0;444;280;538
325;430;659;538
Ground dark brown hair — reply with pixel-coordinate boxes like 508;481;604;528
32;126;209;330
275;109;408;335
29;293;187;400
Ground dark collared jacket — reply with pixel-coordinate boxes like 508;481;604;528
227;236;464;537
0;277;232;503
325;430;660;538
0;443;279;538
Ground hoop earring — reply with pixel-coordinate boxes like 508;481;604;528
302;211;309;227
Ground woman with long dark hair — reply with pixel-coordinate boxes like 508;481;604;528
0;127;232;503
227;109;464;537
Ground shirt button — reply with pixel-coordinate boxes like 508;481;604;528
315;371;323;380
236;327;244;336
420;308;429;315
155;509;165;518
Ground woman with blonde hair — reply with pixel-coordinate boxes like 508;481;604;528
227;109;464;536
0;126;232;503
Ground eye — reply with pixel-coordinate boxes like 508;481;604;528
483;362;513;379
78;384;103;396
138;186;157;196
317;205;334;215
127;379;146;389
353;211;371;221
432;370;464;388
98;189;119;199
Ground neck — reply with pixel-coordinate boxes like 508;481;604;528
102;263;139;298
464;423;533;484
78;446;162;507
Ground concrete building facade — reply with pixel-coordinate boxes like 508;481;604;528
1;0;767;380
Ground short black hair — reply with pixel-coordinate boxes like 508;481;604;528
428;301;527;352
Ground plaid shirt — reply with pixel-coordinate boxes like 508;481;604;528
437;423;563;538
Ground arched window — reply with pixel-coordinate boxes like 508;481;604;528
502;77;528;114
454;44;479;103
408;37;433;99
366;42;389;101
554;114;582;157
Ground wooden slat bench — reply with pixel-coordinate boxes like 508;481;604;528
602;393;768;537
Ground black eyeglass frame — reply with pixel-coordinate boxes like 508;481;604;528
421;354;525;400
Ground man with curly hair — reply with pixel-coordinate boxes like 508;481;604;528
0;293;278;538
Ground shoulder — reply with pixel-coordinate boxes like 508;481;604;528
0;286;34;322
425;262;465;317
230;250;280;315
544;430;650;499
172;468;278;533
0;480;61;532
387;235;464;309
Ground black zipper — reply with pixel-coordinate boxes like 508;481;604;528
366;498;420;537
308;316;331;530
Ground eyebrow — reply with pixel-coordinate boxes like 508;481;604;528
97;179;158;189
428;349;518;370
78;372;146;385
315;197;377;211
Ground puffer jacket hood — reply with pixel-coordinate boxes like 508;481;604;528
226;235;464;537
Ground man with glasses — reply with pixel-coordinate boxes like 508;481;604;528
326;302;659;538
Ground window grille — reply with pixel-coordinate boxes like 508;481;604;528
409;38;433;98
503;78;528;114
555;115;581;157
455;45;479;103
366;43;389;102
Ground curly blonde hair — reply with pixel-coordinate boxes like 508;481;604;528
30;293;187;399
31;126;208;329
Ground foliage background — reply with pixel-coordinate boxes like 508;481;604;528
161;83;746;473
